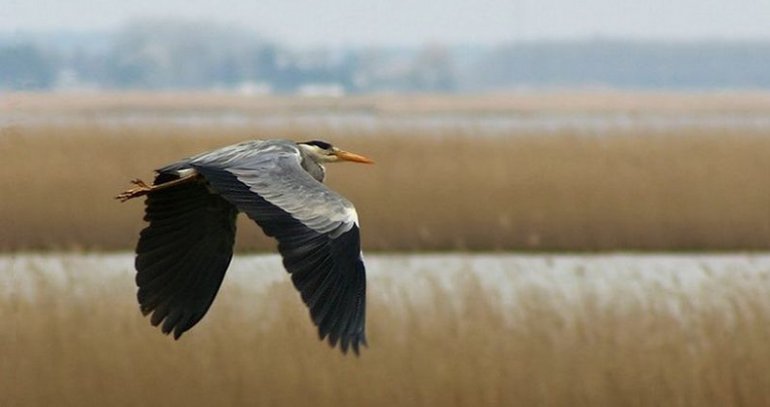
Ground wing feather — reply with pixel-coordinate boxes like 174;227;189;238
188;140;367;354
134;173;238;339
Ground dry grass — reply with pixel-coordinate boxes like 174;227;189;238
2;122;770;251
5;255;770;406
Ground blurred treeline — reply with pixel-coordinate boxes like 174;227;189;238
3;19;770;92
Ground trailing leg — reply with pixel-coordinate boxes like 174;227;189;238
116;172;199;202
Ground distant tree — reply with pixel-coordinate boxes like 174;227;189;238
408;44;456;92
6;23;770;92
474;40;770;90
104;19;276;89
0;44;56;90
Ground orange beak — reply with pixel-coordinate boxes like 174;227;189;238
335;149;375;164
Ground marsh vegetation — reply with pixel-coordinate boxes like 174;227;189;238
5;254;770;406
4;93;770;406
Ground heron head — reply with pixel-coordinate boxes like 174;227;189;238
298;140;374;164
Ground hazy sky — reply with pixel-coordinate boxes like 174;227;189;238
3;0;770;46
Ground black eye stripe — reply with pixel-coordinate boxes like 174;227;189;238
301;140;333;150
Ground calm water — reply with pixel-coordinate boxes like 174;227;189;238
5;111;770;135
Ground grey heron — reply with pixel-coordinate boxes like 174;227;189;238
116;139;373;354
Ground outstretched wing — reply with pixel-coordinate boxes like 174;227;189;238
135;172;238;339
189;140;367;354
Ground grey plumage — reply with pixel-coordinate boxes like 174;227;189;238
123;139;371;354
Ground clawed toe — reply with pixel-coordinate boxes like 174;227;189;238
116;178;152;202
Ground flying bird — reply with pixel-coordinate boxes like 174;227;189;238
116;139;373;354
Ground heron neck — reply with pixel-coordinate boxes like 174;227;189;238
300;157;326;182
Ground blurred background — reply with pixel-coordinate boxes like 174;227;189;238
3;0;770;93
4;1;770;406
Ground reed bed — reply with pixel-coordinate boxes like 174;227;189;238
5;254;770;406
2;123;770;251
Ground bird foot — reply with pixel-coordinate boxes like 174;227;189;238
115;178;152;202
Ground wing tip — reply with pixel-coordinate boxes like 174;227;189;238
322;331;368;356
141;305;192;340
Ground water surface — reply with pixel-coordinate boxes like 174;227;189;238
6;111;770;135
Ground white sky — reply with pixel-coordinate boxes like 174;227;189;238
2;0;770;46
